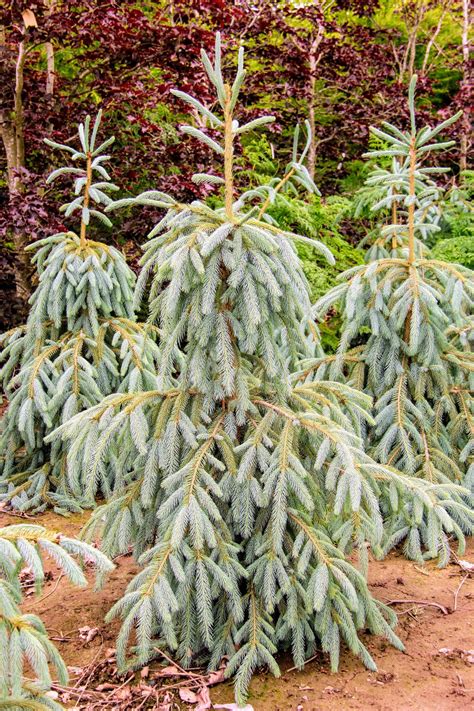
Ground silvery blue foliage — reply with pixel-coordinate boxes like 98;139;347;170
0;523;113;708
313;77;474;566
0;114;160;512
352;77;462;261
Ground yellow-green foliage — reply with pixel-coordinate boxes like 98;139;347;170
240;136;363;306
267;194;363;350
433;234;474;270
267;194;364;300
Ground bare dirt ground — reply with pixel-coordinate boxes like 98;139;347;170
2;509;473;711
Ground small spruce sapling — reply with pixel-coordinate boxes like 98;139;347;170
51;38;449;705
353;155;446;261
0;523;113;708
0;113;160;513
313;77;474;565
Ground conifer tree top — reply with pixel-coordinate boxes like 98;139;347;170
44;110;118;241
104;33;334;404
359;76;462;261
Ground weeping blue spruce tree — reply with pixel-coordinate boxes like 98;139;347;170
52;39;450;704
314;77;474;566
0;113;159;513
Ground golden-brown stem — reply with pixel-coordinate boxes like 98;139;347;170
223;84;234;221
80;152;92;247
391;191;398;251
408;136;416;265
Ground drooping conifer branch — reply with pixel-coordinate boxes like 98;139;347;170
0;524;113;706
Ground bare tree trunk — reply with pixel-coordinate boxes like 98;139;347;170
399;1;426;82
0;35;32;301
307;54;317;181
407;30;418;80
0;27;17;190
307;27;324;180
459;0;471;173
421;5;448;75
45;0;56;95
0;118;19;191
45;42;55;95
14;40;26;170
0;36;26;191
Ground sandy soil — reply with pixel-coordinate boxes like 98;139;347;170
2;509;473;711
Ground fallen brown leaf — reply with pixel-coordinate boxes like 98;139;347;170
179;688;199;704
114;685;132;701
95;683;116;692
154;664;183;677
67;666;83;677
195;686;211;710
206;668;225;685
22;9;38;27
78;626;99;643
